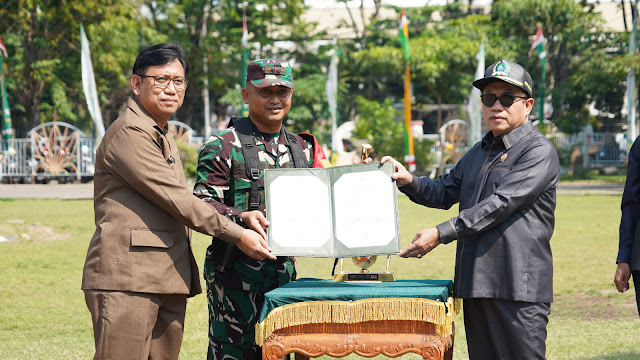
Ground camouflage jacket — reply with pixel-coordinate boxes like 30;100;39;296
194;119;316;291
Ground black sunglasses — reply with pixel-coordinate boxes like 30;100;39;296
480;93;528;107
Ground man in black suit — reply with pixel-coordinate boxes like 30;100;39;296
615;136;640;316
378;60;559;360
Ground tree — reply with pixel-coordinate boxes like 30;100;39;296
86;15;166;127
352;96;405;161
1;1;78;133
345;11;515;132
560;31;629;133
143;0;314;131
413;13;517;130
351;96;435;172
492;0;615;132
336;0;383;48
0;0;160;136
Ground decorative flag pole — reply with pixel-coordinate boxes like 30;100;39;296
529;26;546;123
0;35;13;150
325;37;340;162
468;42;484;145
399;11;415;172
0;36;7;58
80;24;105;143
202;3;212;141
240;10;249;118
626;9;638;143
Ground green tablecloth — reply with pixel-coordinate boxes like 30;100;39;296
259;278;454;323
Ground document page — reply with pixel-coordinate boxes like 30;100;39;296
333;170;397;248
268;175;332;248
265;162;399;257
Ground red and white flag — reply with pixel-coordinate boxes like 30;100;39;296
0;36;8;58
528;26;545;58
241;17;248;48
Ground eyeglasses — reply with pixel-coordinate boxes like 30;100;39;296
139;75;188;91
480;93;528;107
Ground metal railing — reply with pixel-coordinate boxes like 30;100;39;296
1;137;97;182
550;132;627;165
1;127;630;183
1;120;203;183
1;139;32;179
420;130;628;178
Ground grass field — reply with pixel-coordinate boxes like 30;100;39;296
0;194;638;359
559;169;628;184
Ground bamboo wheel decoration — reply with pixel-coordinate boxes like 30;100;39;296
30;123;79;175
439;120;469;174
168;120;193;145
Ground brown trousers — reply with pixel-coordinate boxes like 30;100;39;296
84;290;187;360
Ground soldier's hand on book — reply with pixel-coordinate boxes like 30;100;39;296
240;210;269;240
237;228;276;261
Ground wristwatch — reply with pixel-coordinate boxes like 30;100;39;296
235;212;246;228
437;231;445;244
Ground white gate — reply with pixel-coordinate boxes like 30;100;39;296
1;122;96;183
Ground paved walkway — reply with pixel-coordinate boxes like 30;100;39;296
556;181;624;196
0;181;626;199
0;183;93;200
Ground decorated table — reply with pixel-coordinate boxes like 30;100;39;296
256;278;459;360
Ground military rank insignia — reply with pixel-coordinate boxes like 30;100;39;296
264;66;286;75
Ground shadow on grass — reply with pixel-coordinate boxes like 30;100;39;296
579;352;640;360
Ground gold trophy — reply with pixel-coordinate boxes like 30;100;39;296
331;255;395;282
332;143;396;282
360;143;373;162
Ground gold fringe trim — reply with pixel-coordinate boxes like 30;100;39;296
454;298;462;314
255;297;458;346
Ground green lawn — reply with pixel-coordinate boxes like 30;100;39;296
560;169;627;184
0;195;638;359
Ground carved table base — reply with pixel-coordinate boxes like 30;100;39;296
262;320;454;360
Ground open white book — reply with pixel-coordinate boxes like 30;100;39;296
264;162;400;257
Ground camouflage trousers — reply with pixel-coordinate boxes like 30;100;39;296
207;339;261;360
204;260;265;360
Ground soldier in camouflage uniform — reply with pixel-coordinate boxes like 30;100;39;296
194;58;326;360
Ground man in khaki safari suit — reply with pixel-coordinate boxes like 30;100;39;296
81;43;275;360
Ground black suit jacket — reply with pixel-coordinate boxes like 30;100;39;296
619;137;640;271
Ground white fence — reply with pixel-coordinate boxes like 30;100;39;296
1;137;98;182
551;132;627;165
0;120;629;183
1;122;98;183
0;121;205;183
420;128;628;177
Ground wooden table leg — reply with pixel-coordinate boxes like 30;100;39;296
443;322;455;360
